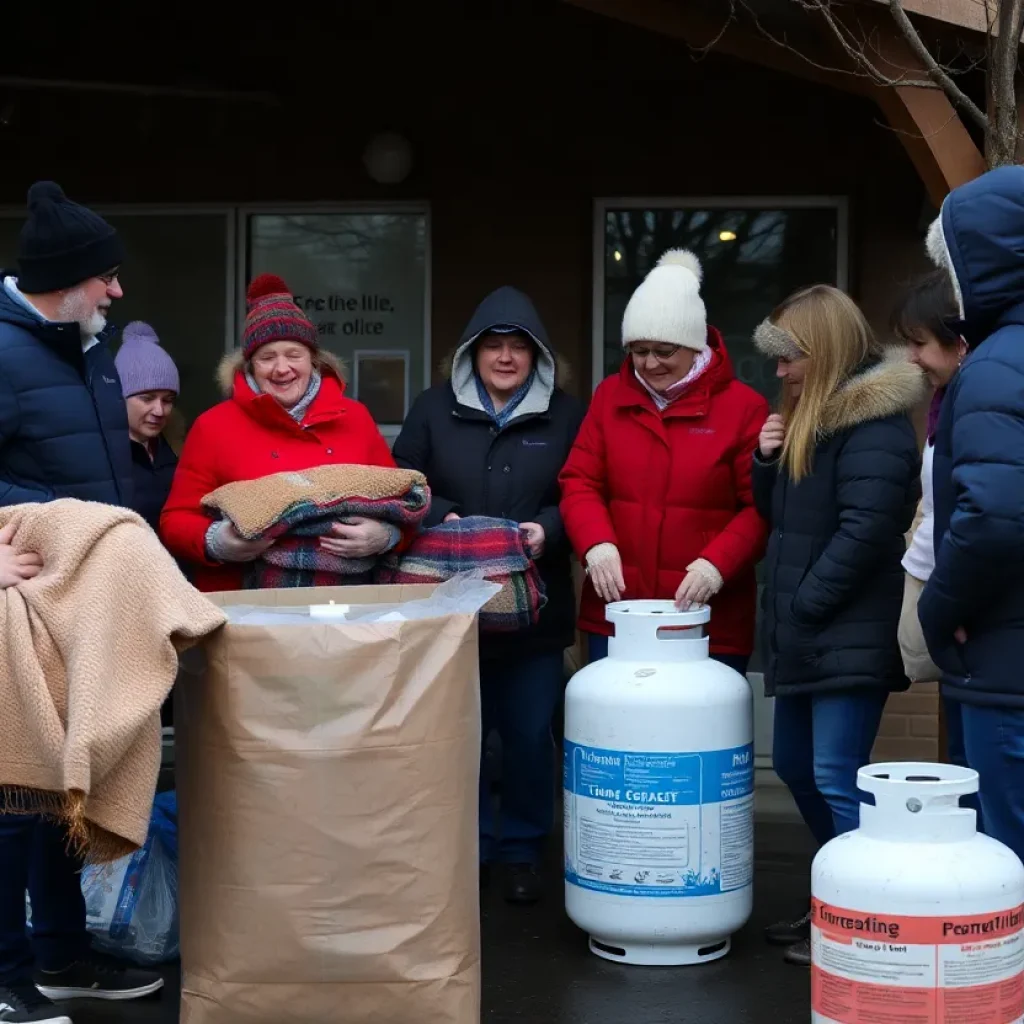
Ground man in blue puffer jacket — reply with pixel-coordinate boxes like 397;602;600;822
0;182;163;1024
919;164;1024;862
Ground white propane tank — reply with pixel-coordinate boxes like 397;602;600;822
563;600;754;966
812;762;1024;1024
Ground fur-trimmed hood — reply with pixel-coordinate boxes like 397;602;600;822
216;348;346;397
926;165;1024;344
819;348;926;434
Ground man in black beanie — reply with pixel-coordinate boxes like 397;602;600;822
0;183;162;1024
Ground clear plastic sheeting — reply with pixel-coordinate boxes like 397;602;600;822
220;574;501;626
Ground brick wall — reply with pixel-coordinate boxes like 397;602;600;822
871;682;940;762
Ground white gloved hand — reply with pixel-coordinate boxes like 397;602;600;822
675;558;724;609
586;542;625;603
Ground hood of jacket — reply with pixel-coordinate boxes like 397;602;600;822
819;347;926;434
215;348;346;398
449;286;558;421
927;165;1024;345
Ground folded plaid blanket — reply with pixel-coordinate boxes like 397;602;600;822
202;464;430;589
377;516;546;632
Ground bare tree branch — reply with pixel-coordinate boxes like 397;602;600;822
713;0;1019;169
885;0;989;129
688;0;736;57
732;0;932;83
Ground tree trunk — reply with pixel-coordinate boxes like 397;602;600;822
986;0;1024;167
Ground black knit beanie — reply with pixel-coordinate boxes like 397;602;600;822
17;181;125;293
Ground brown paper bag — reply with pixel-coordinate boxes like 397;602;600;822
177;584;481;1024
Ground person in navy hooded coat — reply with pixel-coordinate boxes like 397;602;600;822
919;164;1024;861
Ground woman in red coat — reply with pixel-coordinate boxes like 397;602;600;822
160;274;398;592
559;250;770;671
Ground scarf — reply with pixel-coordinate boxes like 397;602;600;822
635;347;713;412
244;368;323;423
926;386;946;446
475;369;537;430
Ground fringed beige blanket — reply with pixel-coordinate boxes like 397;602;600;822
0;500;226;862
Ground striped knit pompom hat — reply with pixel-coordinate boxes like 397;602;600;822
242;273;319;359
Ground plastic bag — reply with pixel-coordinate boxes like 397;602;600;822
222;574;501;626
81;791;179;965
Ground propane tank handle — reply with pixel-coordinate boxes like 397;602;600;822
857;762;979;839
605;599;709;640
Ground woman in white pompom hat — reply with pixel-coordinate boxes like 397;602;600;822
559;250;771;672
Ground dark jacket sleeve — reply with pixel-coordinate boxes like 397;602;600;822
920;356;1024;643
791;418;918;626
531;394;587;553
751;450;778;523
0;376;53;506
391;392;459;527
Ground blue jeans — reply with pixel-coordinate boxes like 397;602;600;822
0;814;89;985
772;690;888;845
479;651;565;865
960;704;1024;862
943;697;983;827
585;633;750;677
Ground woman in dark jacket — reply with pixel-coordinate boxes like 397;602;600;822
115;320;183;730
393;285;584;906
751;285;923;967
115;321;180;533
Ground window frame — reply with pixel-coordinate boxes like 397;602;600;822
591;195;851;392
237;202;432;440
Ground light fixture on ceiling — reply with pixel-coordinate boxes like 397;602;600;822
719;230;737;242
362;132;413;185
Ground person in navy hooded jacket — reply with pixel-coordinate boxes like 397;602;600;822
919;164;1024;862
0;182;163;1023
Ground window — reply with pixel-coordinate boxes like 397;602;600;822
243;208;430;433
594;200;848;393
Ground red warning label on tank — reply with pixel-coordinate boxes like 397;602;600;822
811;899;1024;1024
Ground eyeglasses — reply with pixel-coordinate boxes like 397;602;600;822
629;343;680;362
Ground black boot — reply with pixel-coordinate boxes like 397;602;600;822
764;908;811;946
783;937;812;967
503;863;542;905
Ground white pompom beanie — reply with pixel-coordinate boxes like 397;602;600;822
621;249;707;352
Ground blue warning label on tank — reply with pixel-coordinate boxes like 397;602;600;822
563;742;754;898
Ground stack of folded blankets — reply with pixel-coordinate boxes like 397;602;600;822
377;515;547;632
202;465;430;589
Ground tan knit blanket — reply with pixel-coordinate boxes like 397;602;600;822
201;464;429;540
0;500;226;862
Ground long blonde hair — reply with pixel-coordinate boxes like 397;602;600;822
775;285;875;482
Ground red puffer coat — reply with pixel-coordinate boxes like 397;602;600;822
160;352;396;592
559;330;770;655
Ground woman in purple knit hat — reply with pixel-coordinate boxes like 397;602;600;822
114;320;181;533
